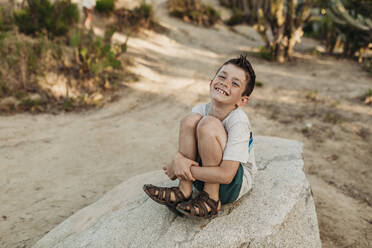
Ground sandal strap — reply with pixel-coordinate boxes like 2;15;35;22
145;184;187;204
194;199;208;216
157;187;166;201
165;188;171;203
179;191;220;217
172;187;187;202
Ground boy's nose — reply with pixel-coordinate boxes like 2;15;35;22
221;79;230;87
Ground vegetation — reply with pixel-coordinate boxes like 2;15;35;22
219;0;259;25
0;0;133;114
225;7;245;26
69;28;127;76
220;0;314;62
362;89;372;105
13;0;79;38
0;5;14;32
168;0;220;27
0;32;59;112
113;1;158;32
326;0;371;58
0;27;131;113
95;0;115;14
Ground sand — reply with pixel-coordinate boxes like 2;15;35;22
0;0;371;247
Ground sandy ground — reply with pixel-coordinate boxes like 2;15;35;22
1;0;372;247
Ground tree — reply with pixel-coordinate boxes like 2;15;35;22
256;0;313;62
220;0;314;62
326;0;372;58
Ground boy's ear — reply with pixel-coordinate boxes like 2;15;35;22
237;96;249;107
209;80;213;86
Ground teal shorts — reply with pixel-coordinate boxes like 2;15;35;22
193;162;244;204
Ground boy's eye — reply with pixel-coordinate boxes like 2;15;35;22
218;75;225;79
232;81;239;87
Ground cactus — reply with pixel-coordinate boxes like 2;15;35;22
221;0;313;62
69;28;128;76
328;0;372;31
326;0;372;58
256;0;313;62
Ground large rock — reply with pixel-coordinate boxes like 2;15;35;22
34;136;321;248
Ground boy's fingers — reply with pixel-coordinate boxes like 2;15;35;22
186;170;195;181
191;161;199;167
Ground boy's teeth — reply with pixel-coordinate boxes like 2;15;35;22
217;88;227;95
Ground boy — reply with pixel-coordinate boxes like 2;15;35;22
82;0;96;29
143;55;257;218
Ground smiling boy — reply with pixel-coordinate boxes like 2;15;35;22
143;55;256;217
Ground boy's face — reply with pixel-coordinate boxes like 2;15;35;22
209;63;249;107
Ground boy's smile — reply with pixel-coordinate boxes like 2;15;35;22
210;63;249;107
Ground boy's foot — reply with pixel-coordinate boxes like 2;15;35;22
176;191;221;218
143;184;191;210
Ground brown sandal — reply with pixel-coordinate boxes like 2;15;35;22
176;191;221;218
143;184;191;215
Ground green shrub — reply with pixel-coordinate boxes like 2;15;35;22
258;46;273;61
13;0;79;37
0;32;53;103
0;5;14;32
168;0;220;27
69;28;127;76
136;1;153;20
226;7;244;26
362;58;372;74
114;2;156;32
95;0;115;14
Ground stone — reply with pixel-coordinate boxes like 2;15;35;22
29;93;42;102
33;136;321;248
0;96;19;107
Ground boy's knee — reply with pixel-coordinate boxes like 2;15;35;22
180;113;203;130
197;116;225;138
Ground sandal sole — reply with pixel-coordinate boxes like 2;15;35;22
176;205;217;219
143;185;187;216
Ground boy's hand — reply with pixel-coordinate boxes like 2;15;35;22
173;152;198;181
162;163;177;180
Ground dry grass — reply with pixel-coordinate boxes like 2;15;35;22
167;0;220;27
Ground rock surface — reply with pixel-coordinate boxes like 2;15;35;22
34;136;321;248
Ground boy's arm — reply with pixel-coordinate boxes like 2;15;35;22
190;160;240;184
163;152;198;181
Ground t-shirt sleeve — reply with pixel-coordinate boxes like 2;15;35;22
223;121;251;163
191;103;207;116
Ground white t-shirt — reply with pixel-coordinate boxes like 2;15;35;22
192;103;257;196
82;0;96;9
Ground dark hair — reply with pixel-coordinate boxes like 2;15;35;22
215;54;256;96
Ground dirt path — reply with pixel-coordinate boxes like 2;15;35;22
1;0;371;247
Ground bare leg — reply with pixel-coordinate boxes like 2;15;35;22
197;116;227;200
155;113;202;201
177;113;203;198
83;7;93;29
181;116;226;214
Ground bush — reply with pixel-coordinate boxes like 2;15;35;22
95;0;115;14
0;27;131;113
362;58;372;74
0;31;58;113
257;46;273;61
69;28;127;76
13;0;79;37
113;2;157;32
0;5;14;32
225;7;244;26
168;0;220;27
